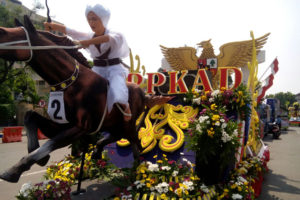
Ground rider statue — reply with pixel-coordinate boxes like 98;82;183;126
44;3;132;121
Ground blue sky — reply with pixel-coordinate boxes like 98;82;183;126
20;0;300;95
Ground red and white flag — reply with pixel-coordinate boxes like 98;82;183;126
257;58;279;103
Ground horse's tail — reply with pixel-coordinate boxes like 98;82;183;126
144;95;175;108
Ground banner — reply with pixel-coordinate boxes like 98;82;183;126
257;58;279;103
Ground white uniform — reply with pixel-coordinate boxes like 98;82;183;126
66;27;130;112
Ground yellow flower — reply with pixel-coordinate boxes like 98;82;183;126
238;186;242;191
153;155;158;158
210;104;217;110
207;128;215;138
231;184;237;189
201;95;207;101
212;114;220;121
169;187;173;192
160;193;167;199
146;183;151;188
176;188;183;197
224;188;229;193
221;87;226;92
114;197;120;200
163;154;167;157
157;160;163;163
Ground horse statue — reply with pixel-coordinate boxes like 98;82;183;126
0;15;172;183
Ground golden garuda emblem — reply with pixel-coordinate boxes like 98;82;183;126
160;33;270;71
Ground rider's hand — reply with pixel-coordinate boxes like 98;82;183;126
43;22;52;31
79;40;90;48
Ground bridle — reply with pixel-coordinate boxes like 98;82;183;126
0;26;81;62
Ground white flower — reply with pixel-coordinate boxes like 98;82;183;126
233;129;239;136
160;182;169;187
200;184;209;193
192;97;201;105
215;121;220;126
150;187;155;191
183;97;187;102
209;97;214;102
19;182;32;197
180;152;185;155
196;124;202;132
134;180;140;185
221;131;232;143
211;90;220;97
148;163;159;172
220;118;225;123
199;116;209;123
232;193;243;199
164;187;169;193
183;181;194;191
127;186;132;191
221;122;227;129
237;176;247;183
172;170;179;177
161;166;171;171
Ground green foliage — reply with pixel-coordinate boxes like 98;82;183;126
266;91;296;109
0;66;40;104
185;104;240;169
0;104;16;125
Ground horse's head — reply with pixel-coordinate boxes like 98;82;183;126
0;16;38;62
0;15;90;68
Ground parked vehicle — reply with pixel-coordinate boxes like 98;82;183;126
264;121;281;139
258;98;282;139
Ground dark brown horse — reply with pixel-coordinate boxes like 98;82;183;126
0;16;171;183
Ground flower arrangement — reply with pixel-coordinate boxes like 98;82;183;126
16;179;71;200
45;145;114;184
215;156;268;200
184;84;252;121
112;155;216;199
185;101;241;184
17;146;115;199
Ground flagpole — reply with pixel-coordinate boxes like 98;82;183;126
258;57;277;82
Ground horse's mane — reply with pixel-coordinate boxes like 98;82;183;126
38;31;91;68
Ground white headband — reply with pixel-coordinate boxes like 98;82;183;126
85;4;110;28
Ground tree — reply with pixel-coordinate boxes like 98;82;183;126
266;92;296;109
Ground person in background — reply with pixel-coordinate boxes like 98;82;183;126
44;3;132;121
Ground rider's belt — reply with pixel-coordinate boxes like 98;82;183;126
93;58;121;67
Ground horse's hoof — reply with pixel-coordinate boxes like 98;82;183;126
0;171;20;183
36;155;50;166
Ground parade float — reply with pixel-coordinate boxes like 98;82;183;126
16;31;273;200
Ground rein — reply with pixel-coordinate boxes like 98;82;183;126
0;26;81;62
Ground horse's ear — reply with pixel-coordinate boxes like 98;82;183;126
14;18;23;27
23;15;37;34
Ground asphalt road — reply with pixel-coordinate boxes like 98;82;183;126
1;127;300;200
259;126;300;200
0;135;70;200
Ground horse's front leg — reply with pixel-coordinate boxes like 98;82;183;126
24;110;71;166
0;126;87;183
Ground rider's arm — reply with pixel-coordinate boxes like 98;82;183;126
79;35;109;48
43;22;66;34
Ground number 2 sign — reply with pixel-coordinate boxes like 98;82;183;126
47;91;69;124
